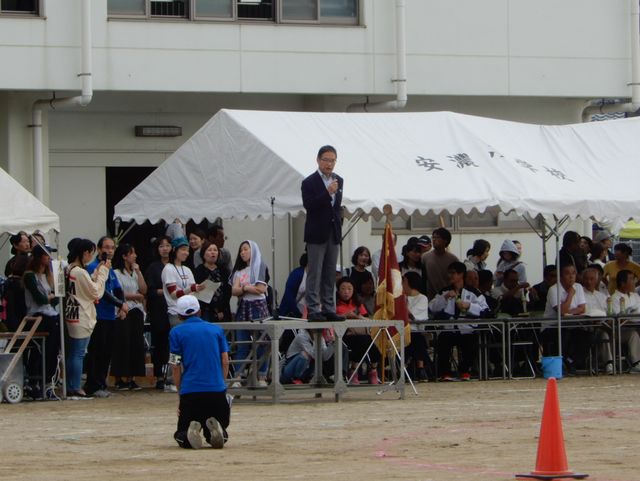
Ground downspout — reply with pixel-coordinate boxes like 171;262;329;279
347;0;407;112
582;0;640;122
31;0;93;201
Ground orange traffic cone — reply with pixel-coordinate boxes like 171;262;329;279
516;378;588;480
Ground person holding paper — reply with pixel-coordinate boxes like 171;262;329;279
194;242;231;323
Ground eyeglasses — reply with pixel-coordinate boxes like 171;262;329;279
319;157;336;163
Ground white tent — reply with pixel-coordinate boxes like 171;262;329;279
115;109;640;362
0;166;59;234
115;109;640;226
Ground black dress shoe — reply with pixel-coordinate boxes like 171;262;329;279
323;311;345;322
307;312;326;322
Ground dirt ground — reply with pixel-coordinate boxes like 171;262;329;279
1;376;639;481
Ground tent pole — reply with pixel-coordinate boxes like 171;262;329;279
554;216;562;359
541;221;548;268
270;197;279;319
55;230;67;400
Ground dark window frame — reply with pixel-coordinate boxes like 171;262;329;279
0;0;42;17
107;0;360;25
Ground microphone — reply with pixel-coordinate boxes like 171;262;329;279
331;173;341;193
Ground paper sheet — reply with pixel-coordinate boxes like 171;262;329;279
194;279;220;304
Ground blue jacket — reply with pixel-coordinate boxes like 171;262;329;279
301;171;343;244
86;258;124;320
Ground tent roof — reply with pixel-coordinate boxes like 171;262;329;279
0;167;59;234
114;109;640;225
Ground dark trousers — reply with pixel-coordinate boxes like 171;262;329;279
540;327;591;367
149;309;170;379
174;391;230;449
344;334;381;366
25;313;61;387
437;331;478;375
111;308;146;378
84;319;116;393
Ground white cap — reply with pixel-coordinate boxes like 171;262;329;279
176;295;200;317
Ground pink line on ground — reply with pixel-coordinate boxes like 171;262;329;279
372;407;640;480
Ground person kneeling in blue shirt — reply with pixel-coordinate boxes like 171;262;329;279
170;295;231;449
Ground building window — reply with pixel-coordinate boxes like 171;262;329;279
151;0;188;18
237;0;273;21
1;0;39;15
281;0;357;24
108;0;145;16
108;0;355;24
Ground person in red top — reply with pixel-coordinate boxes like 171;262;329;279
335;278;381;385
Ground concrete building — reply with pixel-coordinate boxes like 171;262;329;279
1;0;638;289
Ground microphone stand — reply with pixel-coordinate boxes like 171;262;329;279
270;196;280;320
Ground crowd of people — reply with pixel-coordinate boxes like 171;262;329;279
2;220;640;402
280;226;640;382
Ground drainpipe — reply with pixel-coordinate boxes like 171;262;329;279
31;0;93;201
582;0;640;122
347;0;407;112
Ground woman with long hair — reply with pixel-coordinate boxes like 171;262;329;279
464;239;491;272
22;245;61;398
144;235;172;390
64;238;109;398
112;243;147;391
230;240;270;386
346;246;374;297
194;241;231;323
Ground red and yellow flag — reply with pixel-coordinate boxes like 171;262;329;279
372;223;411;353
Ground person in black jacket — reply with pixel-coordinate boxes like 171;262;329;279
144;236;173;391
301;145;344;322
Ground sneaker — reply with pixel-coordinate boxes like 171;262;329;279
68;391;94;400
229;381;242;389
368;370;381;385
440;372;454;381
630;362;640;374
205;418;225;449
93;389;112;398
129;381;142;391
115;380;129;391
44;388;60;401
292;379;304;385
155;380;165;390
604;362;614;375
164;383;178;393
348;370;360;385
257;379;268;388
186;421;204;449
460;372;471;381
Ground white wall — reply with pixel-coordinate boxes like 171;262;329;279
50;166;107;256
0;0;633;98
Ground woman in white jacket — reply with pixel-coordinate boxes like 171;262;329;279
64;238;109;398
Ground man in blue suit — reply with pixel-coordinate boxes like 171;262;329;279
301;145;345;322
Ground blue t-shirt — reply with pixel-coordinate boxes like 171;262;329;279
87;258;122;321
169;316;229;395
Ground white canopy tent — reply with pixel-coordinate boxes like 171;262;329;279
115;109;640;227
115;109;640;361
0;167;63;400
0;166;59;234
